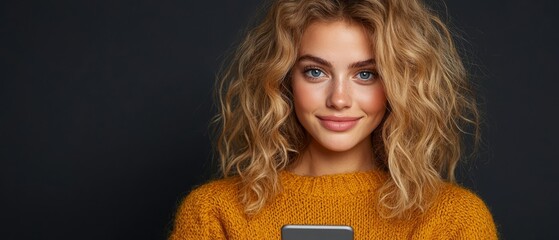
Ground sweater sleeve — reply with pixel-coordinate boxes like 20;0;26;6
168;185;227;240
445;186;499;240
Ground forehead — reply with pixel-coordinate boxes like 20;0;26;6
298;20;374;61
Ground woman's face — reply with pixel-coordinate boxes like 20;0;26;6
292;20;387;153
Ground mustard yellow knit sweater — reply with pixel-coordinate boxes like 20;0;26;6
170;170;497;239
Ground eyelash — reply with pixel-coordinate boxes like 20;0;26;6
302;66;327;80
356;71;379;82
302;66;379;83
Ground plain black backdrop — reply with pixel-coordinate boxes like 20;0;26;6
1;0;558;239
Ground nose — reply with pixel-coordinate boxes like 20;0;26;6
326;78;351;110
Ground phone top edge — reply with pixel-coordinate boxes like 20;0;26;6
281;224;353;231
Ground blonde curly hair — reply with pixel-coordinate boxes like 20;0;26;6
214;0;480;219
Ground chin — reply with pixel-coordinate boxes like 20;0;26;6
316;139;362;153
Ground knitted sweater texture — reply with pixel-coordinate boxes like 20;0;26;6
169;170;497;239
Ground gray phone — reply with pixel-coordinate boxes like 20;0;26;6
281;224;354;240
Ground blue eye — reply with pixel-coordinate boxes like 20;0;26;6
357;71;376;81
305;69;325;78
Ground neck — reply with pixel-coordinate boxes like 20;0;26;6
289;138;375;176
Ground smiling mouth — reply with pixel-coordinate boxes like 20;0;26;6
317;116;361;132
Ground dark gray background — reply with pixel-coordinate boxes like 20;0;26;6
1;0;557;239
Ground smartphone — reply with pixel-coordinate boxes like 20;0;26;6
281;224;354;240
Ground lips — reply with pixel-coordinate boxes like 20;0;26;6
317;116;361;132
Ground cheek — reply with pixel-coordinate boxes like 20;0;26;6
292;80;322;114
355;84;387;114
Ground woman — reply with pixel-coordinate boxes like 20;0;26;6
170;0;497;239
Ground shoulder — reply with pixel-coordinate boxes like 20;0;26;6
169;177;242;240
179;177;241;213
434;183;494;217
425;183;498;239
435;183;491;212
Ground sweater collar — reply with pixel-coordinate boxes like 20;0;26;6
279;170;388;196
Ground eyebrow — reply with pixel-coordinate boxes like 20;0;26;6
296;54;376;69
